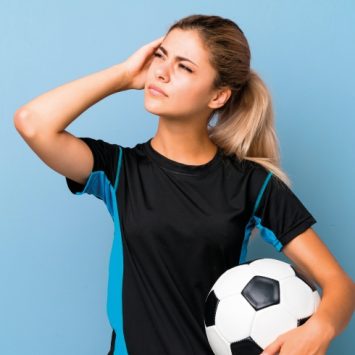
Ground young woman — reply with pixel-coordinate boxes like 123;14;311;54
14;14;354;355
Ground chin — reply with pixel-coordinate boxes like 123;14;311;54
144;105;176;120
144;97;167;114
144;103;165;116
143;97;191;119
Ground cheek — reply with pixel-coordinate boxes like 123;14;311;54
169;87;211;116
169;88;201;110
174;77;206;97
175;81;211;106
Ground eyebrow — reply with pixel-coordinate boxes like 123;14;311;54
157;46;198;67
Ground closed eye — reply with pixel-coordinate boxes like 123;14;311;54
153;52;193;73
179;63;193;73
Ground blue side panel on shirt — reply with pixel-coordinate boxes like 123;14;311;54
109;187;128;355
253;215;283;252
73;147;128;355
109;147;128;355
239;171;282;264
73;171;115;218
239;217;255;264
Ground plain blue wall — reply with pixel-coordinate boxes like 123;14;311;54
1;1;354;354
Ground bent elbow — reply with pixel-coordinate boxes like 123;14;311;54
13;108;38;139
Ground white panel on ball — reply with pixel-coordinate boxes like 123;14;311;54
280;276;315;319
248;258;295;281
216;293;255;342
251;304;297;349
205;325;232;355
213;265;254;299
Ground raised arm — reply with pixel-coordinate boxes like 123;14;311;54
13;35;164;186
13;62;130;185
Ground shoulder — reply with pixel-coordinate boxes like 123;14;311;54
222;153;277;202
222;152;270;181
117;141;145;158
112;140;155;170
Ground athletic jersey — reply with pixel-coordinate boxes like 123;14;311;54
65;136;317;355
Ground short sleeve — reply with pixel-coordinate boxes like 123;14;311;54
65;137;122;206
252;172;317;252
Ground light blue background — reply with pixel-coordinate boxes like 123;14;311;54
1;1;354;354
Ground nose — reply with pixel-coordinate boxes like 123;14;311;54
154;64;169;82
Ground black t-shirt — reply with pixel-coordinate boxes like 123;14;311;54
65;137;317;355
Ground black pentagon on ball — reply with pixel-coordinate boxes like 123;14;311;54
290;264;317;291
241;276;280;311
230;335;263;355
204;290;220;327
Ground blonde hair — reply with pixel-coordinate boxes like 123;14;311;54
167;14;292;188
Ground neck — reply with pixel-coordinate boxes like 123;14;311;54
150;120;218;165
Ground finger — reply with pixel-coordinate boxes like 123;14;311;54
261;339;282;355
153;35;165;43
144;37;165;58
149;35;165;49
145;35;164;47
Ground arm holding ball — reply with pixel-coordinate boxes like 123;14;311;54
261;227;355;355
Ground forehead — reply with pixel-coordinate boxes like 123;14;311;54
161;29;210;67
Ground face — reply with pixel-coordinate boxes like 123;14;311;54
144;29;230;121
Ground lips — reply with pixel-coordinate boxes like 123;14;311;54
148;84;168;97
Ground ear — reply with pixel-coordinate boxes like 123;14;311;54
208;86;232;110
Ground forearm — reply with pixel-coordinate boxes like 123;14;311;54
14;62;130;134
310;276;355;340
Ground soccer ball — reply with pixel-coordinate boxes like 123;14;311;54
204;258;321;355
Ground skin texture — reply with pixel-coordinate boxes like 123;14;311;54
143;28;231;166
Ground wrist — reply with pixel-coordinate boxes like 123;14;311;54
110;62;131;93
306;314;336;342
